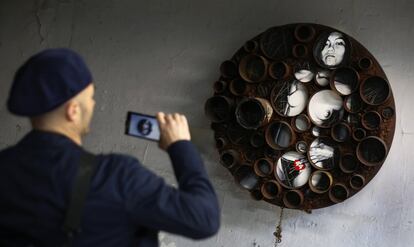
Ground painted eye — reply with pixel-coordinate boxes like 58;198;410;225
335;41;345;46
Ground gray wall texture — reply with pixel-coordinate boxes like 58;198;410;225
1;0;414;246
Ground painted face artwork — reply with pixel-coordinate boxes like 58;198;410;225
308;138;340;170
276;151;311;188
320;32;346;67
272;80;308;117
205;23;396;210
308;90;344;128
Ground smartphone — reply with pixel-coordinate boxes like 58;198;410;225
125;111;160;141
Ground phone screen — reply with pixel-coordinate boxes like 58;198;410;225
125;111;160;141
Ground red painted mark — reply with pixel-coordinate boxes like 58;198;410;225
293;159;305;171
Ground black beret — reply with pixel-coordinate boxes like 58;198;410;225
7;48;93;117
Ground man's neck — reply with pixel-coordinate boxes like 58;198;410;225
32;126;82;146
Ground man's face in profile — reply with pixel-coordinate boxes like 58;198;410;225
80;84;96;135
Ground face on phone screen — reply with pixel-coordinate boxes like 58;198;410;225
125;112;160;141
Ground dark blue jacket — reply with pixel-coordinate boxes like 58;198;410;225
0;130;220;246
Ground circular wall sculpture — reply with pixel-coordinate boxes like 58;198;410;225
205;23;396;210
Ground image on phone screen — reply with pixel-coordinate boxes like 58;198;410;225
125;111;160;141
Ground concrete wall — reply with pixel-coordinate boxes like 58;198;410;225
1;0;413;246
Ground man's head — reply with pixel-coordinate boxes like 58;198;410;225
30;83;96;136
7;48;95;142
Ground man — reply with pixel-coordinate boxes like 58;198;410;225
0;48;220;246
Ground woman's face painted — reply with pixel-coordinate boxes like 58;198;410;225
321;32;346;67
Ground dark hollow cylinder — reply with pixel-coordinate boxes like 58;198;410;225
235;97;273;129
205;96;234;122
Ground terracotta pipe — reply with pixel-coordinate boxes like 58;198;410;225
261;180;282;199
283;190;304;209
329;183;349;203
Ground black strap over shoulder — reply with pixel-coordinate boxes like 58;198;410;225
62;151;97;247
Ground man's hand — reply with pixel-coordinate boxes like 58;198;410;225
157;112;191;150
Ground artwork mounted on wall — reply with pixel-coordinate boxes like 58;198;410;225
205;23;396;210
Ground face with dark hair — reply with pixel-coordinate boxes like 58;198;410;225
321;32;346;67
137;119;153;136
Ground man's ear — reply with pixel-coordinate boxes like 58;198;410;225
65;101;79;122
